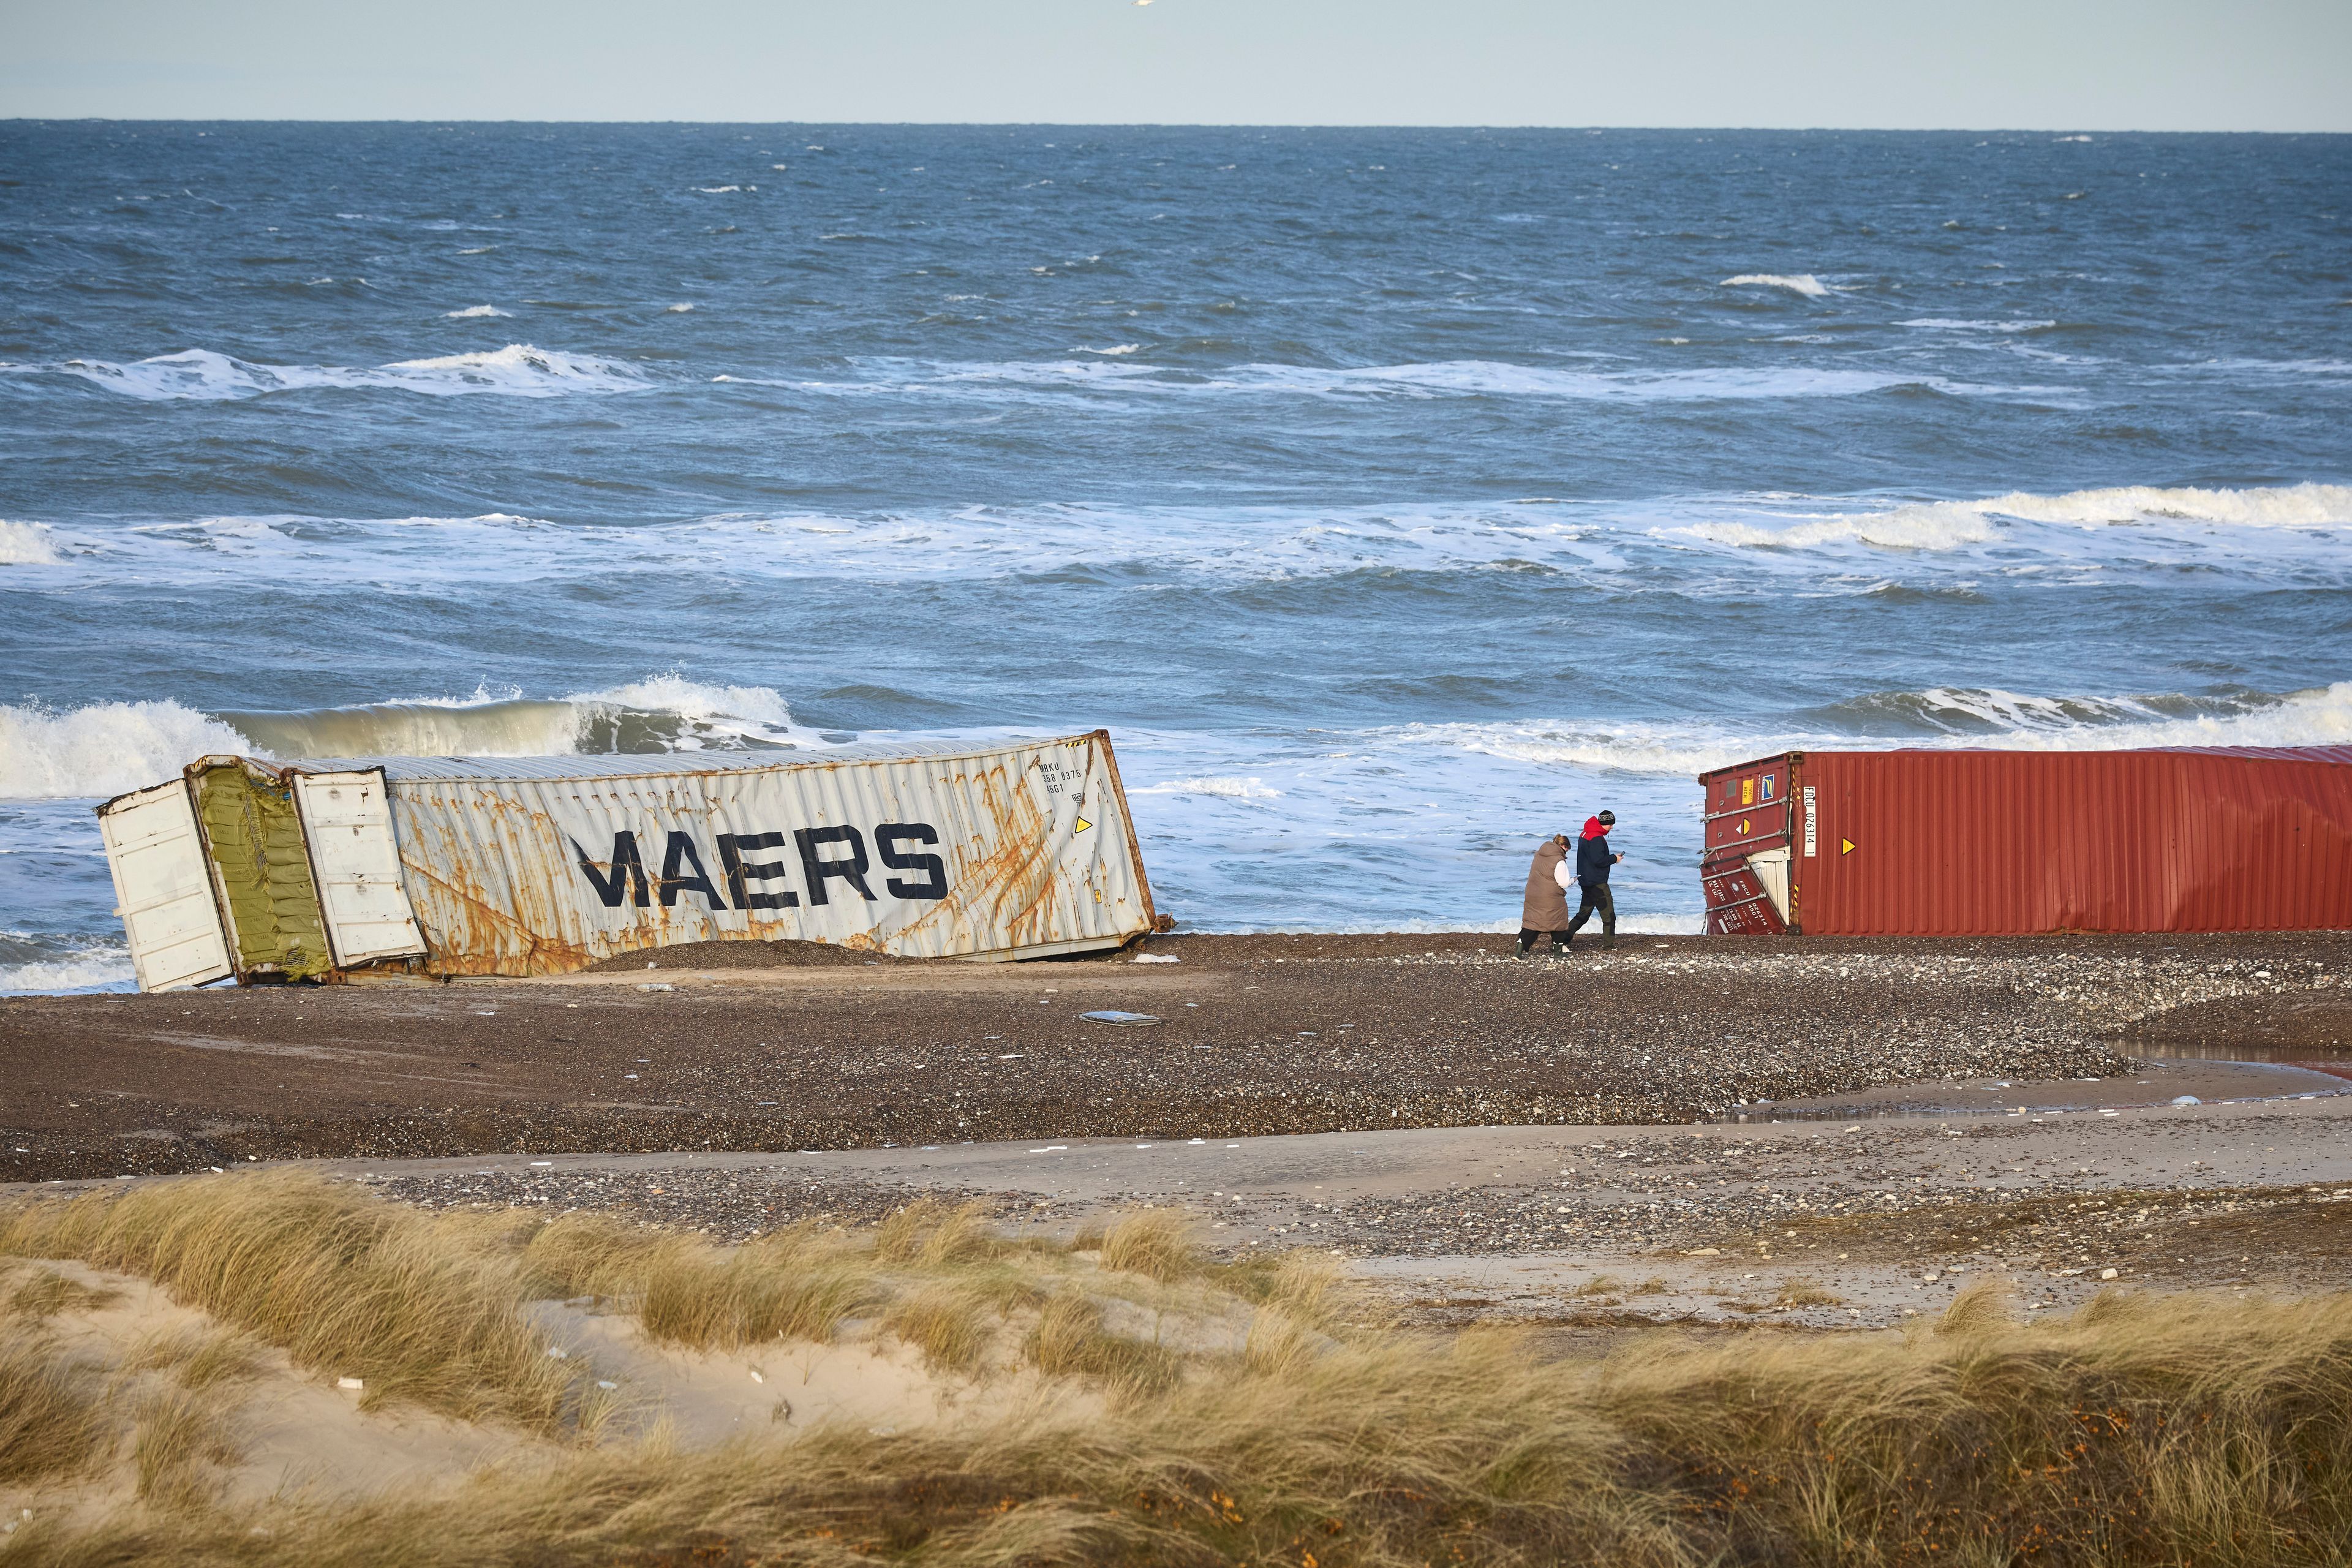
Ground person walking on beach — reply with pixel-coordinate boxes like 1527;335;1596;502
1517;834;1574;957
1565;810;1623;950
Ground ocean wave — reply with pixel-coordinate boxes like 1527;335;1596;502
49;344;647;401
1240;361;1941;401
0;677;814;800
0;699;251;800
1405;682;2352;782
1985;483;2352;529
0;942;136;996
443;304;511;318
1682;483;2352;553
28;482;2352;594
1898;318;2058;333
1132;775;1283;800
1684;502;1999;551
0;520;62;565
1721;274;1834;299
799;356;1974;404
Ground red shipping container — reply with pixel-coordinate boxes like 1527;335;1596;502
1695;747;2352;936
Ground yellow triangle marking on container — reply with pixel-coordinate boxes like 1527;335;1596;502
1840;837;1856;855
1074;816;1093;832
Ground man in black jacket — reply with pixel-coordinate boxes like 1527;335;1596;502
1566;809;1622;950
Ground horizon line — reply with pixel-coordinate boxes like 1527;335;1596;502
5;118;2346;136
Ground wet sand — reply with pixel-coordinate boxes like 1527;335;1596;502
2;930;2343;1183
6;929;2348;1324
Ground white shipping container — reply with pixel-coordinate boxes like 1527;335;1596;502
95;779;235;992
290;731;1159;974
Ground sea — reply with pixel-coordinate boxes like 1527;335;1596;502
3;124;2348;992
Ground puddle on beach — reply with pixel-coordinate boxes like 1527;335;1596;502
2133;1043;2352;1070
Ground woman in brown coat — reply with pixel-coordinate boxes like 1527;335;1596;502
1518;835;1574;957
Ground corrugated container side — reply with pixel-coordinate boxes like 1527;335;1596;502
1701;747;2352;936
358;731;1156;974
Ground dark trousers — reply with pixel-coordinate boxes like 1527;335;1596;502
1567;884;1615;941
1516;927;1570;952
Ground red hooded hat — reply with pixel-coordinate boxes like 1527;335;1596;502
1582;815;1607;839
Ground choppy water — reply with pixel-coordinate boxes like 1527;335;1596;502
4;124;2349;990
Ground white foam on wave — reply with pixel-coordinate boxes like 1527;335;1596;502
37;478;2352;596
0;677;814;801
1422;681;2352;783
0;521;63;565
1899;318;2057;333
0;700;252;800
54;344;647;401
1721;274;1834;299
1987;483;2352;529
1132;776;1283;801
803;356;1981;404
666;303;695;313
1685;502;1999;551
444;304;511;318
0;940;136;996
1971;682;2352;752
1683;483;2352;554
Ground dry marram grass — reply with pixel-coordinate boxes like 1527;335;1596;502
2;1173;2350;1567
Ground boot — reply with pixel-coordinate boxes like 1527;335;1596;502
1552;933;1574;958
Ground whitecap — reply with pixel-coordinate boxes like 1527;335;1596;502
0;699;253;799
1898;318;2056;333
1720;273;1834;299
54;344;647;401
1683;502;1999;551
1681;482;2352;554
0;520;63;565
444;304;511;318
666;303;695;313
693;185;742;194
1132;776;1283;800
1983;482;2352;529
0;944;137;996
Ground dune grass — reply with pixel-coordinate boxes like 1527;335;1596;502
4;1176;2350;1566
1097;1207;1198;1283
0;1336;116;1486
0;1175;573;1429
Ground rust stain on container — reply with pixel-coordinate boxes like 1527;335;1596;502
97;731;1163;989
1697;746;2352;936
352;731;1154;976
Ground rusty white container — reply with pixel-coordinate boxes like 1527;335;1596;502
300;730;1159;974
97;731;1162;988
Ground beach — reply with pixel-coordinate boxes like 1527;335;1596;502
7;929;2346;1311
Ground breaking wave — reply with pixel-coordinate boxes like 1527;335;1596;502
0;678;814;800
1133;775;1284;801
1419;680;2352;780
776;357;1972;403
48;344;648;401
0;940;135;996
1721;274;1834;299
0;700;252;800
1684;483;2352;552
0;520;62;565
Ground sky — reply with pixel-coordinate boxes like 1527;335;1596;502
2;0;2348;130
